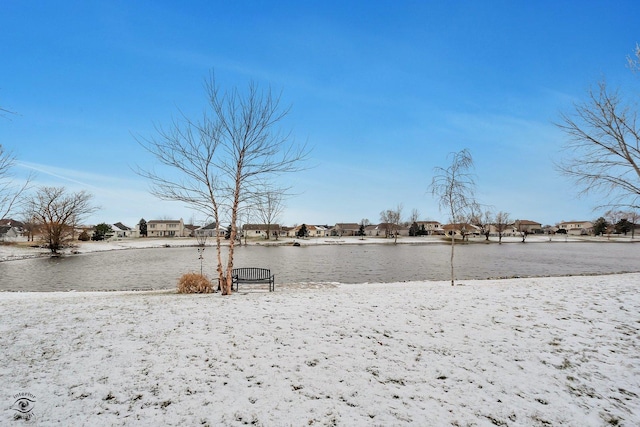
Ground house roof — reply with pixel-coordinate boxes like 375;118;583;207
199;222;219;230
0;218;24;228
112;222;131;231
515;220;541;226
148;219;182;224
558;220;592;225
442;223;480;231
243;224;281;230
334;223;360;230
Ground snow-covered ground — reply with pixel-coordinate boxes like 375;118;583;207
2;274;639;425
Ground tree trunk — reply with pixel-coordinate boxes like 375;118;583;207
450;233;455;286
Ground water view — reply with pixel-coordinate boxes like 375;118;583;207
1;241;639;292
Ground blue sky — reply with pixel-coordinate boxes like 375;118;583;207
1;1;639;227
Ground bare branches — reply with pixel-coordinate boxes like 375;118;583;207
430;149;477;223
0;145;33;219
430;149;477;286
22;186;96;253
136;72;309;294
557;55;640;211
628;43;640;73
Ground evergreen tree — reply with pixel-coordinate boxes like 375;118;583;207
92;223;114;241
297;224;307;238
593;217;608;236
139;218;147;237
409;222;419;236
615;218;632;235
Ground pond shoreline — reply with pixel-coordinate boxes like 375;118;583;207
2;234;638;263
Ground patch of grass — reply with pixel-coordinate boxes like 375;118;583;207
177;272;213;294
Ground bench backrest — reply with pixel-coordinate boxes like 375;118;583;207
232;268;272;280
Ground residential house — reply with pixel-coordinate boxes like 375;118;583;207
442;223;481;237
278;226;295;238
416;221;444;235
514;219;543;234
112;222;137;238
557;220;593;235
330;223;360;237
292;224;328;238
196;222;225;238
184;224;197;237
242;223;281;239
146;219;188;237
0;225;20;240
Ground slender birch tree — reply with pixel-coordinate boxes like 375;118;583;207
137;73;308;294
430;149;476;286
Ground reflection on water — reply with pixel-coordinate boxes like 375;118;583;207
1;242;639;291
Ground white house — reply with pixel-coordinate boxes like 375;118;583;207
146;219;188;237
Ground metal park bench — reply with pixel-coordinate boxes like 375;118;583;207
232;268;275;292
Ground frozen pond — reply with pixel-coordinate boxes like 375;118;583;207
1;241;639;291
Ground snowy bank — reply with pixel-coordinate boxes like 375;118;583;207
1;274;639;425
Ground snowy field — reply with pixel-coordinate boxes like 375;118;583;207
2;273;639;425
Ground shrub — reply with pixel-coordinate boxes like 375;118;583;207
78;230;90;241
177;273;213;294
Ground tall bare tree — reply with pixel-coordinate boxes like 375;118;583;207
430;149;476;286
494;211;511;244
137;73;308;294
409;208;420;224
22;186;96;254
380;205;402;243
0;145;32;219
254;183;285;240
626;210;639;239
556;46;640;211
469;203;492;241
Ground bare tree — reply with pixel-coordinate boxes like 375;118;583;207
0;145;32;219
556;46;640;211
494;211;511;244
409;208;420;224
19;214;39;242
430;149;476;286
391;204;403;244
137;73;308;295
469;203;492;241
626;210;639;239
379;210;393;238
22;186;96;254
514;219;528;243
379;205;402;243
605;209;625;238
253;183;285;240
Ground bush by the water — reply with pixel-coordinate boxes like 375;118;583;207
177;273;213;294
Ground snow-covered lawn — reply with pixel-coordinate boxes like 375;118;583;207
2;274;639;425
